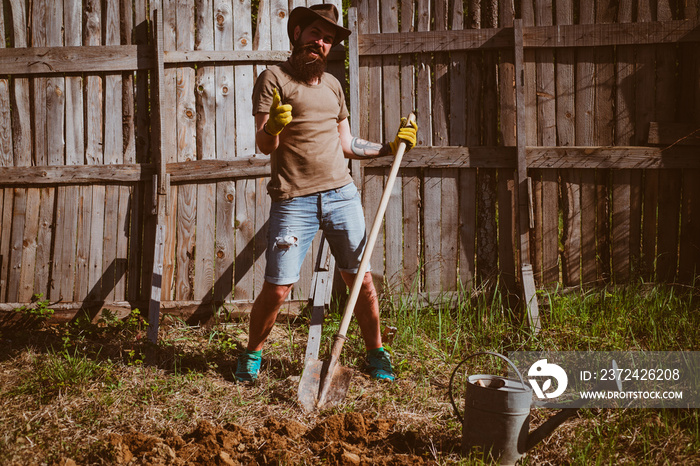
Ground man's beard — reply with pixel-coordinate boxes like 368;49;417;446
289;43;328;83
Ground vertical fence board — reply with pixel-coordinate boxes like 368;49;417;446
7;0;35;301
400;0;420;292
638;0;658;281
174;0;197;301
612;0;634;283
60;0;83;302
382;0;403;292
361;0;385;291
655;0;681;282
0;191;11;301
29;0;53;299
69;0;90;302
594;0;616;283
0;2;9;301
476;1;499;286
214;0;235;302
194;0;216;301
102;0;124;302
437;0;458;292
133;0;150;302
46;1;66;302
678;0;700;282
496;0;516;296
575;1;596;286
161;0;178;301
119;0;139;302
85;0;105;301
234;0;260;301
535;0;558;287
556;0;579;286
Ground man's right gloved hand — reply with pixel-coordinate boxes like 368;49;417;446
265;88;293;136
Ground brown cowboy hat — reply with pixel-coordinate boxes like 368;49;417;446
287;4;351;46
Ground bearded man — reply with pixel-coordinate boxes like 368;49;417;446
235;4;418;384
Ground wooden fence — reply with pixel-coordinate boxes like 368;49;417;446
1;0;700;320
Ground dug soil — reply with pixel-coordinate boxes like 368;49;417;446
101;412;428;465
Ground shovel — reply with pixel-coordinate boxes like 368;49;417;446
298;112;417;412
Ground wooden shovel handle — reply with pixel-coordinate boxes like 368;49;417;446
336;112;417;338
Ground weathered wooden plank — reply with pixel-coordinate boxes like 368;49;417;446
356;19;700;55
18;189;40;302
101;0;124;302
381;0;403;292
214;0;236;302
638;0;658;281
1;145;699;186
434;0;457;292
496;0;517;295
253;0;279;298
0;19;697;73
678;0;700;282
476;0;499;286
46;0;65;301
535;0;558;287
515;17;539;331
85;0;105;301
594;0;616;283
193;0;216;301
0;20;11;170
165;48;292;64
576;1;596;286
655;0;681;282
612;0;635;283
162;0;179;301
119;0;137;302
7;188;27;301
63;0;83;301
555;0;579;286
521;0;538;281
128;0;149;303
174;0;197;301
360;0;385;291
0;190;12;300
6;1;31;301
0;45;153;74
0;3;9;301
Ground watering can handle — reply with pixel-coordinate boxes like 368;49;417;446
448;351;528;424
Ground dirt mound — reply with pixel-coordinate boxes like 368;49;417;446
99;412;427;465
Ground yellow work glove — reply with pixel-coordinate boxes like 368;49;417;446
265;88;293;136
389;117;418;155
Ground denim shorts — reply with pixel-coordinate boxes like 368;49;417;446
265;182;367;285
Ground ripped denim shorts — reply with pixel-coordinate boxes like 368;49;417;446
265;182;367;285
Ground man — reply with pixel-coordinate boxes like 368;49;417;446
235;4;417;384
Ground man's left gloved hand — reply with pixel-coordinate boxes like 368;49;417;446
389;117;418;155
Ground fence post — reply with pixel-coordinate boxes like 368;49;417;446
147;8;169;345
514;19;540;333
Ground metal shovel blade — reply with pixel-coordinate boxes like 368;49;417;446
298;356;354;412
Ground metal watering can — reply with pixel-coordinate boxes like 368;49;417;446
449;351;619;465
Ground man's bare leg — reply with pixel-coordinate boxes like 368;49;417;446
340;271;382;350
247;281;294;352
339;270;394;381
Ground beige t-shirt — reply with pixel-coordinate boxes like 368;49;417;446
252;61;353;201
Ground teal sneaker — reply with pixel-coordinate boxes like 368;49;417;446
367;347;395;382
235;350;262;383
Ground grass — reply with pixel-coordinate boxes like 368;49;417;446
0;279;698;464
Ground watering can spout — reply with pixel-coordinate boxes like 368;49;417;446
525;407;580;452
